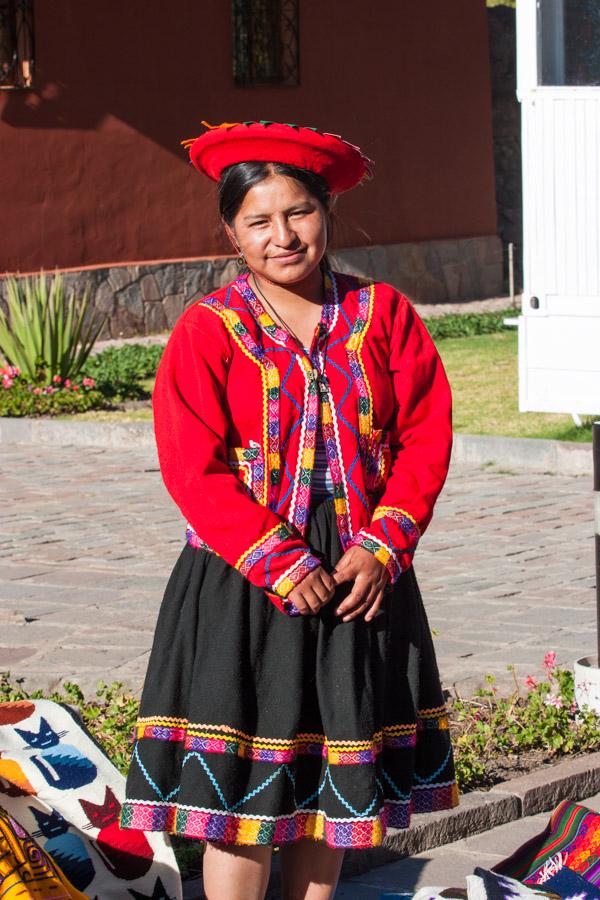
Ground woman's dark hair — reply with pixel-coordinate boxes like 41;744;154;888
218;161;332;226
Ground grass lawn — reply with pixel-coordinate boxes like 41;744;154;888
438;330;594;442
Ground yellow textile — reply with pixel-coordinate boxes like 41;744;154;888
0;805;89;900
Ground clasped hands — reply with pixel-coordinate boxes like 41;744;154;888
287;546;389;622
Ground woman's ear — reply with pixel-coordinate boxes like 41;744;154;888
223;222;240;254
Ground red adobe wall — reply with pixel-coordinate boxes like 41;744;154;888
0;0;496;273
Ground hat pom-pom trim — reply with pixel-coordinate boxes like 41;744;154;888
180;119;374;188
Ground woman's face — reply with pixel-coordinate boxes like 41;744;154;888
225;174;329;287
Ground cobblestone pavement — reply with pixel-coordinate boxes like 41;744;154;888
0;444;595;695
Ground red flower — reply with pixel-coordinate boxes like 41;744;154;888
525;675;538;690
53;374;62;383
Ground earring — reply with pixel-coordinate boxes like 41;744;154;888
236;250;246;269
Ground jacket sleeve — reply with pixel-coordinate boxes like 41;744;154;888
152;309;322;612
349;294;452;582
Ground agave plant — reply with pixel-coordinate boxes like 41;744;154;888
0;272;107;384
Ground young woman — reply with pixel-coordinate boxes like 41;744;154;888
121;121;458;900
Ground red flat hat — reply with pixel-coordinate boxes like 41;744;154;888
181;120;373;194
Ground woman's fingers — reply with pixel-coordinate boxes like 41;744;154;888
289;593;311;615
287;566;336;615
335;578;369;618
341;597;370;622
317;568;336;598
364;589;385;622
302;586;325;614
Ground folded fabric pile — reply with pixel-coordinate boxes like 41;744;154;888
497;800;600;888
410;801;600;900
0;699;183;899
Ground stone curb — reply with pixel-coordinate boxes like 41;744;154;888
452;433;591;476
0;417;592;475
342;751;600;877
0;417;157;450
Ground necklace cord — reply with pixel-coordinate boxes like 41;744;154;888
250;274;329;370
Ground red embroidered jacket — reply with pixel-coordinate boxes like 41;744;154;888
153;271;452;613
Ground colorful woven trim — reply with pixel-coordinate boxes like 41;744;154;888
498;801;600;885
345;281;375;442
236;522;294;577
350;507;421;583
272;550;321;598
200;293;282;503
350;529;402;583
227;442;264;500
121;783;458;849
288;354;321;533
185;526;219;554
236;271;340;538
134;710;449;764
317;354;354;549
372;505;421;539
363;430;392;493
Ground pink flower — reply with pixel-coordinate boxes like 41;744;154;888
33;387;42;395
45;386;56;395
64;378;71;388
2;377;13;389
545;694;563;708
52;374;61;383
525;675;539;690
543;651;557;672
82;377;95;388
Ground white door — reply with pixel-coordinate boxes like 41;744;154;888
517;0;600;415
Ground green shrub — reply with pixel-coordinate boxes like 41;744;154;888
0;368;109;417
83;344;164;401
450;654;600;791
0;273;106;384
426;308;515;342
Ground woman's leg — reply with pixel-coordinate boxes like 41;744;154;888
202;841;273;900
279;839;345;900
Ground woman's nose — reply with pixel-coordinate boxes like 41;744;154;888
271;216;297;246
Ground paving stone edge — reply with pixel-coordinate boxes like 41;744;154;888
343;751;600;877
0;418;592;475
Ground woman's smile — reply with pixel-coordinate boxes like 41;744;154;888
226;174;328;290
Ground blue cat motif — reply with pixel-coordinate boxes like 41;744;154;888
15;717;97;790
30;805;96;890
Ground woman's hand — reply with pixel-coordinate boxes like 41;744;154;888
287;565;337;615
332;546;390;622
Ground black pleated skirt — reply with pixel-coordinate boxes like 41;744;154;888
121;498;458;849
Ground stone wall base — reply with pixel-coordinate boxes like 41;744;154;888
330;235;502;307
1;235;503;339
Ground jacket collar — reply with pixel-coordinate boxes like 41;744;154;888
233;270;340;356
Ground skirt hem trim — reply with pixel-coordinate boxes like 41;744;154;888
119;785;460;849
